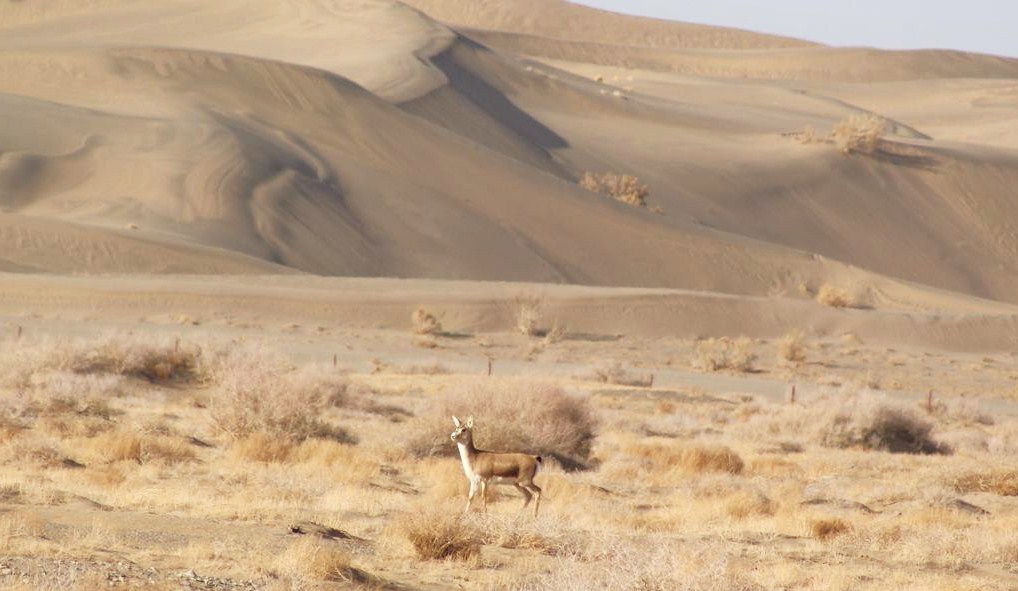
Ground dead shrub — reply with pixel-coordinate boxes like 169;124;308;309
819;398;947;454
954;471;1018;496
512;294;544;337
580;172;649;207
587;362;654;388
724;490;776;519
816;283;854;308
693;337;756;372
832;114;884;155
411;306;442;336
208;358;354;444
85;431;142;463
623;440;744;475
43;335;208;384
405;382;596;469
777;331;807;366
399;508;481;561
811;518;850;540
277;537;367;583
231;432;295;463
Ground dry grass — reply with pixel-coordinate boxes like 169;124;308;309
616;439;745;476
411;306;442;336
832;114;885;155
816;283;855;308
693;337;756;372
587;362;654;388
811;518;850;540
276;537;364;583
207;358;354;444
579;172;649;207
399;508;481;561
512;294;544;337
953;471;1018;496
777;330;807;366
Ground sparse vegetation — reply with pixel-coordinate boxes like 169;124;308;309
832;114;885;155
411;306;442;336
816;283;854;308
693;336;756;372
811;518;850;541
512;294;544;337
579;171;649;207
954;471;1018;496
399;508;481;561
777;330;807;366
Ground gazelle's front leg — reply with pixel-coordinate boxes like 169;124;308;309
465;479;478;513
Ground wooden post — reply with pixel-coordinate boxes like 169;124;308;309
16;325;22;339
333;354;338;368
487;357;493;376
790;385;796;405
174;337;180;352
926;390;934;414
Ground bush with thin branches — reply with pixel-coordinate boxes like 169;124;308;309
579;172;649;207
832;114;885;155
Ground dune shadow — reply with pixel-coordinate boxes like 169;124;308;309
871;144;939;171
429;39;569;152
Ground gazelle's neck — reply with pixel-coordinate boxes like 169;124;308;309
456;431;477;477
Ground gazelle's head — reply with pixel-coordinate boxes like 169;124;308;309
450;416;474;444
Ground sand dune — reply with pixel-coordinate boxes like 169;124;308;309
1;0;1018;312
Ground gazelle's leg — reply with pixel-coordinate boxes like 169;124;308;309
515;483;533;514
465;480;477;513
480;480;488;512
527;483;542;517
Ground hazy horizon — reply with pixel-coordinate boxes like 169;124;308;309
574;0;1017;58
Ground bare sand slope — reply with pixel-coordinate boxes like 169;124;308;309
1;0;1018;310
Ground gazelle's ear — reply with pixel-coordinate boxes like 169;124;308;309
466;416;474;428
452;416;461;427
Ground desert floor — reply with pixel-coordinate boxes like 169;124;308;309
1;275;1018;590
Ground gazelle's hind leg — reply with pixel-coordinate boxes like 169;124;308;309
480;480;489;512
526;483;542;517
515;483;533;514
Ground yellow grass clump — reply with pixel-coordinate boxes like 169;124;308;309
579;172;649;207
811;518;850;541
953;471;1018;496
816;283;854;308
694;337;756;372
399;508;481;561
832;114;885;155
777;330;807;366
411;306;442;336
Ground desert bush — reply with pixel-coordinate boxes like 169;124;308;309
819;398;946;454
832;114;884;155
693;337;756;372
587;362;654;388
208;356;354;444
815;283;854;308
624;440;745;476
404;382;596;469
399;508;481;561
513;294;544;337
276;537;367;583
411;306;442;336
579;172;649;207
777;331;807;366
953;471;1018;496
811;518;850;540
51;335;207;384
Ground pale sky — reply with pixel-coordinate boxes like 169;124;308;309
574;1;1017;58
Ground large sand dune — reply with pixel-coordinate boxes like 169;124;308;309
2;0;1018;310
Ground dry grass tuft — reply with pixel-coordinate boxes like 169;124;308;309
579;172;649;207
811;518;850;541
513;294;544;337
405;382;596;469
832;114;885;155
587;362;654;388
777;330;807;366
276;537;365;583
411;306;442;336
399;508;481;561
816;283;854;308
230;432;294;463
953;471;1018;496
693;337;756;372
820;399;946;454
621;440;745;475
724;489;776;519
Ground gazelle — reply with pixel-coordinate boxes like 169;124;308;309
450;416;543;517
